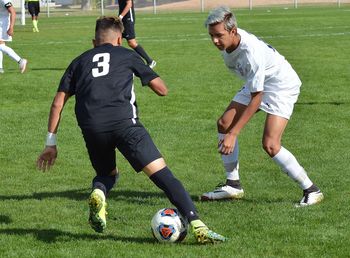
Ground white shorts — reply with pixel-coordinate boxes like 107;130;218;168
233;84;301;120
0;17;12;42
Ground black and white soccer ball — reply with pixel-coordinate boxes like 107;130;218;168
151;208;188;243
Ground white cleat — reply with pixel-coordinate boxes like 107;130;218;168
201;183;244;201
19;59;27;73
148;60;156;69
296;190;324;207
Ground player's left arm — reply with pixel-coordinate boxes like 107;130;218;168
37;92;70;172
119;0;132;18
219;91;262;155
6;5;16;36
148;77;168;96
219;54;265;155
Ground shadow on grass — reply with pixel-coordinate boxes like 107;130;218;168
0;227;200;245
0;228;155;244
0;188;199;203
296;101;347;105
0;215;12;224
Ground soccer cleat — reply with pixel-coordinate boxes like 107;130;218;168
191;220;227;244
88;189;107;233
200;183;244;201
19;59;27;73
148;60;157;69
0;68;4;74
297;190;324;207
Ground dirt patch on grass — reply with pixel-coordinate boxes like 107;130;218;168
137;0;349;11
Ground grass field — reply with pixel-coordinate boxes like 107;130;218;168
0;5;349;258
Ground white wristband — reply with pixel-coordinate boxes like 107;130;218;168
46;132;57;146
119;15;123;19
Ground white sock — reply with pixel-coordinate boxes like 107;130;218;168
219;133;240;180
0;51;3;69
0;44;21;63
272;146;313;190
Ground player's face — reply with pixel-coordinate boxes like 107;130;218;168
208;22;237;51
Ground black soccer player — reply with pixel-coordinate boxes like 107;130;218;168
117;0;156;68
27;0;40;32
36;16;226;244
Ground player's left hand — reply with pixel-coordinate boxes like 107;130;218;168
218;133;236;155
37;146;58;172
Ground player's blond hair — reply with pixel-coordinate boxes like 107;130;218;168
205;6;237;31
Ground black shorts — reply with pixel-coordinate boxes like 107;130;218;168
28;1;40;16
82;119;162;175
122;20;136;40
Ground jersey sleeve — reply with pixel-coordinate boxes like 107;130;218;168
57;61;76;96
244;50;265;93
129;52;159;86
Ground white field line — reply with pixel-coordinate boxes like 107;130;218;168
14;31;350;46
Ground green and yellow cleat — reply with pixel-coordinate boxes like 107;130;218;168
191;220;227;244
88;189;107;233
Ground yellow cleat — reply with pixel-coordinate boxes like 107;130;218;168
88;189;107;233
191;220;227;244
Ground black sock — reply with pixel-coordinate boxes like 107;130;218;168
92;174;118;196
226;179;242;189
304;184;319;194
149;167;199;222
133;45;153;64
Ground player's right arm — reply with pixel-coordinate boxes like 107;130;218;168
119;0;132;18
37;91;70;172
148;77;168;96
6;4;16;36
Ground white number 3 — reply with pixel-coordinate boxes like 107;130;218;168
92;53;110;77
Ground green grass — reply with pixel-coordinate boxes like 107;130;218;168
1;5;350;258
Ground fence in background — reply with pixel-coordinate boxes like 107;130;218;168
15;0;350;25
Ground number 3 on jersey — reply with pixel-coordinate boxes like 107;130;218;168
92;53;110;77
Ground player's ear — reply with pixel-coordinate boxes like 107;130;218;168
117;36;122;46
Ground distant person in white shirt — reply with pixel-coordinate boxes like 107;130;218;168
200;6;323;207
0;0;27;73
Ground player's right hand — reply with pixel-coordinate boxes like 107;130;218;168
37;146;58;172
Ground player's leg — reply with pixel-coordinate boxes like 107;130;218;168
144;159;226;243
263;114;323;206
0;43;27;73
127;38;155;68
83;130;120;233
119;121;226;243
201;101;246;201
122;22;155;67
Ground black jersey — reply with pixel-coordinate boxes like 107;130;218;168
58;43;158;132
118;0;135;22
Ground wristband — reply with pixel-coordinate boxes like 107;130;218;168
46;132;57;146
119;15;123;19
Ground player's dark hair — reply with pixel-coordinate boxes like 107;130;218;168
95;16;124;43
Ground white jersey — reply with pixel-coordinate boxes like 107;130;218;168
0;0;12;41
222;28;301;94
0;0;11;17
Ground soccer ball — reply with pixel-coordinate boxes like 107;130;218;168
151;208;188;243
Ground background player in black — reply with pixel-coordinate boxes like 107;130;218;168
36;16;225;244
118;0;156;68
27;0;40;32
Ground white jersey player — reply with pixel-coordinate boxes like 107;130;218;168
201;6;323;207
0;0;27;73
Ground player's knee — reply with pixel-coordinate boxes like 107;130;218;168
262;138;281;157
